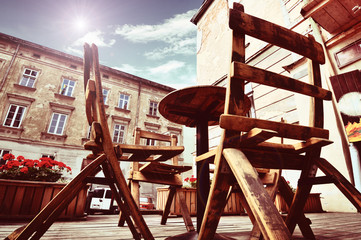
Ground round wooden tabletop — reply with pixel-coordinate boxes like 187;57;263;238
159;86;226;127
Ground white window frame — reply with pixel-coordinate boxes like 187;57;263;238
0;149;11;158
149;101;158;116
118;93;130;109
19;68;38;88
3;104;26;128
60;78;76;97
103;89;109;105
48;112;68;135
112;123;126;143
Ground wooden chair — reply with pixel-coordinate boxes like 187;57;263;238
6;43;188;240
198;3;361;240
119;127;194;232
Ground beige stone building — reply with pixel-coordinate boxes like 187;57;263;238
191;0;361;212
0;32;187;195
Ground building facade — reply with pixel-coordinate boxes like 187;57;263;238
191;0;361;212
0;32;187;195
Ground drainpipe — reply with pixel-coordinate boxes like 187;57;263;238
308;17;355;184
0;43;20;91
135;82;142;128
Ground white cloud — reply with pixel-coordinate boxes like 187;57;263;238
114;9;197;59
148;60;185;75
113;60;196;89
113;64;141;76
65;30;116;55
72;30;116;47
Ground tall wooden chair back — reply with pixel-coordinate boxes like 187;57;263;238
123;127;194;232
198;3;361;240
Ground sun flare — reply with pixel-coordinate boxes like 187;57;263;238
74;17;87;31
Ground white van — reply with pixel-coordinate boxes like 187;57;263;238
88;188;118;214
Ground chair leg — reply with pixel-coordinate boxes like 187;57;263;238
101;162;141;240
285;151;320;234
176;188;195;232
118;180;132;227
161;186;177;225
315;157;361;211
224;148;291;240
198;154;234;239
278;177;315;239
250;170;281;240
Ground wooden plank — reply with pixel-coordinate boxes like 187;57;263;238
20;186;35;216
176;190;195;232
195;148;217;163
138;129;172;142
229;7;325;63
231;62;332;100
131;171;183;186
278;177;315;239
241;148;304;170
30;187;45;215
139;162;191;174
85;79;96;125
220;114;329;140
198;152;234;239
161;187;177;225
11;186;26;215
223;148;291;239
293;137;333;153
2;185;16;215
315;157;361;212
239;128;278;147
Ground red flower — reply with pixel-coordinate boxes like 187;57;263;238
184;177;190;182
17;155;25;161
20;167;29;174
3;153;15;161
189;175;197;183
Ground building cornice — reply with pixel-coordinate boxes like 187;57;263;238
0;32;175;93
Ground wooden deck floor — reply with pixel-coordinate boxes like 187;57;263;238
1;212;361;239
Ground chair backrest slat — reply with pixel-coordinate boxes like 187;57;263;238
229;8;325;64
231;62;332;100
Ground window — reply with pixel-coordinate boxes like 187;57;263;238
149;101;158;116
19;68;38;88
118;94;129;109
146;138;156;146
41;154;55;160
103;89;109;105
0;149;11;165
87;125;92;139
0;149;11;157
113;124;126;143
60;79;76;97
48;113;68;135
3;104;26;128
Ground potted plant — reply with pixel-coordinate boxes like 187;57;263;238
0;153;71;182
0;154;88;220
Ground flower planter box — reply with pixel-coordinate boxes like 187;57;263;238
274;193;324;213
0;179;89;220
156;187;245;216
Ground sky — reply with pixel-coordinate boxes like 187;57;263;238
0;0;204;89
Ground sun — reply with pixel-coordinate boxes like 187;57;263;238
74;17;88;31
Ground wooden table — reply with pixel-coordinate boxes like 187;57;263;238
159;86;226;232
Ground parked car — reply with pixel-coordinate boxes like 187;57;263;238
140;197;155;210
86;188;119;214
